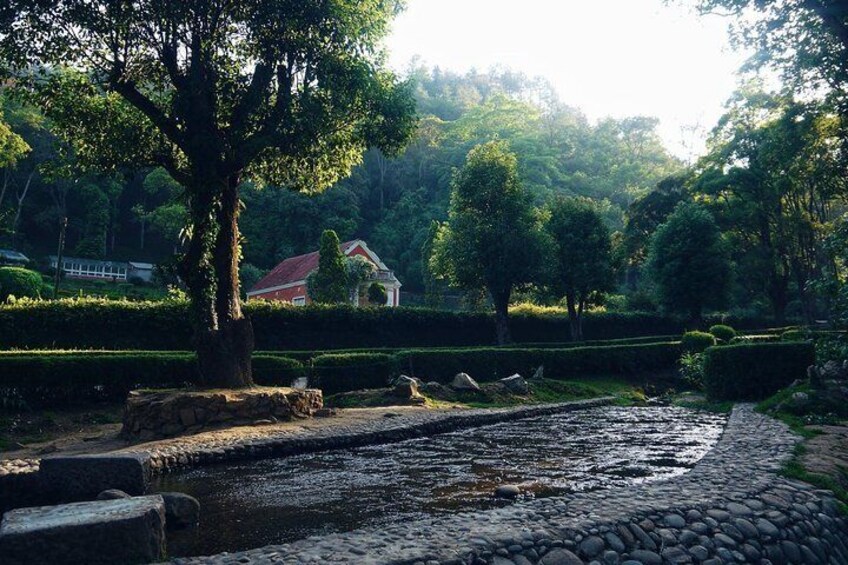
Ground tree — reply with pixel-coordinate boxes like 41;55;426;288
645;202;731;324
367;282;388;306
431;141;544;344
307;230;349;305
1;1;416;387
545;197;615;341
346;255;376;303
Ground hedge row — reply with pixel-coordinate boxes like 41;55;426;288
0;299;787;350
0;353;303;408
702;342;815;401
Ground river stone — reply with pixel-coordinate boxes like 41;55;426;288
539;548;584;565
160;492;200;529
495;485;521;499
579;535;605;557
756;518;781;537
97;489;131;500
0;495;166;564
629;549;662;565
393;376;422;399
40;454;151;502
451;373;481;391
500;374;530;395
664;513;686;528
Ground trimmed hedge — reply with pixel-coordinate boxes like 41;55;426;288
0;353;303;408
681;331;716;353
310;353;398;395
702;342;815;401
709;324;737;342
395;342;682;383
0;299;786;350
0;267;43;301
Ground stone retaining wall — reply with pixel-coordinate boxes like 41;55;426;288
171;405;848;565
121;387;324;441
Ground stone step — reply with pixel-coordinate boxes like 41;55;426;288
0;495;166;564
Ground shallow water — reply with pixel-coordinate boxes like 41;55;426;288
154;405;726;557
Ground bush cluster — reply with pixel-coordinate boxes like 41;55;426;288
310;353;398;395
0;267;43;301
0;299;785;350
702;342;815;401
681;331;716;353
708;324;737;342
0;352;303;408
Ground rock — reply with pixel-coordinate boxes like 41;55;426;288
314;408;337;418
160;492;200;529
539;548;584;565
0;496;166;564
664;513;686;529
494;485;522;499
393;375;423;400
579;535;605;557
450;372;481;392
96;489;131;501
629;550;662;565
531;365;544;381
40;454;151;502
500;374;530;395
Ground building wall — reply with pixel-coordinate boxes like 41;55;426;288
252;283;309;304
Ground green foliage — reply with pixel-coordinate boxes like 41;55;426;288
646;202;731;321
239;264;266;297
781;329;807;342
0;298;785;351
678;352;706;390
395;342;682;383
432;141;545;343
702;342;815;401
311;353;398;395
709;324;737;342
367;282;388;306
681;331;717;353
544;196;615;339
308;230;349;304
0;352;302;408
0;267;42;301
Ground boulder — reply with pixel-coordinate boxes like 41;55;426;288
494;484;521;499
392;375;425;404
820;360;847;381
500;374;530;395
160;492;200;529
450;372;481;392
40;454;151;503
0;496;166;565
96;489;131;501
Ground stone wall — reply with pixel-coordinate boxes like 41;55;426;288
170;405;848;565
121;387;323;441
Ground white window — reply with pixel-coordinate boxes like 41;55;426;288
292;296;306;306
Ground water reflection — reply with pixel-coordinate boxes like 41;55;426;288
155;406;725;556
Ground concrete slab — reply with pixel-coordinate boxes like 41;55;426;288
0;495;166;564
39;453;151;502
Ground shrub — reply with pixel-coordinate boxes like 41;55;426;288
367;282;387;306
311;353;398;395
702;342;815;401
679;352;705;390
709;324;736;343
0;267;43;301
781;329;806;342
395;342;682;383
0;298;787;351
0;352;302;408
681;331;716;353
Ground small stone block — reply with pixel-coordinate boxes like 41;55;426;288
40;454;151;502
0;496;166;564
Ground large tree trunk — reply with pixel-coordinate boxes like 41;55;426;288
565;293;583;341
492;290;512;346
180;176;254;389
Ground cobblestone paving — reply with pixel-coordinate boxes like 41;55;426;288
171;405;848;565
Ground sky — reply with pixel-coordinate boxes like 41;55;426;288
386;0;752;161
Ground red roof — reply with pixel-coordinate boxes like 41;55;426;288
250;241;359;293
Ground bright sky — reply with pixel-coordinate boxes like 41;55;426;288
386;0;752;161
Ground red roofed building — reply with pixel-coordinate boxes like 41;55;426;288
247;240;402;306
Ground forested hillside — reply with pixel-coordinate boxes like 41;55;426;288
0;66;681;293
